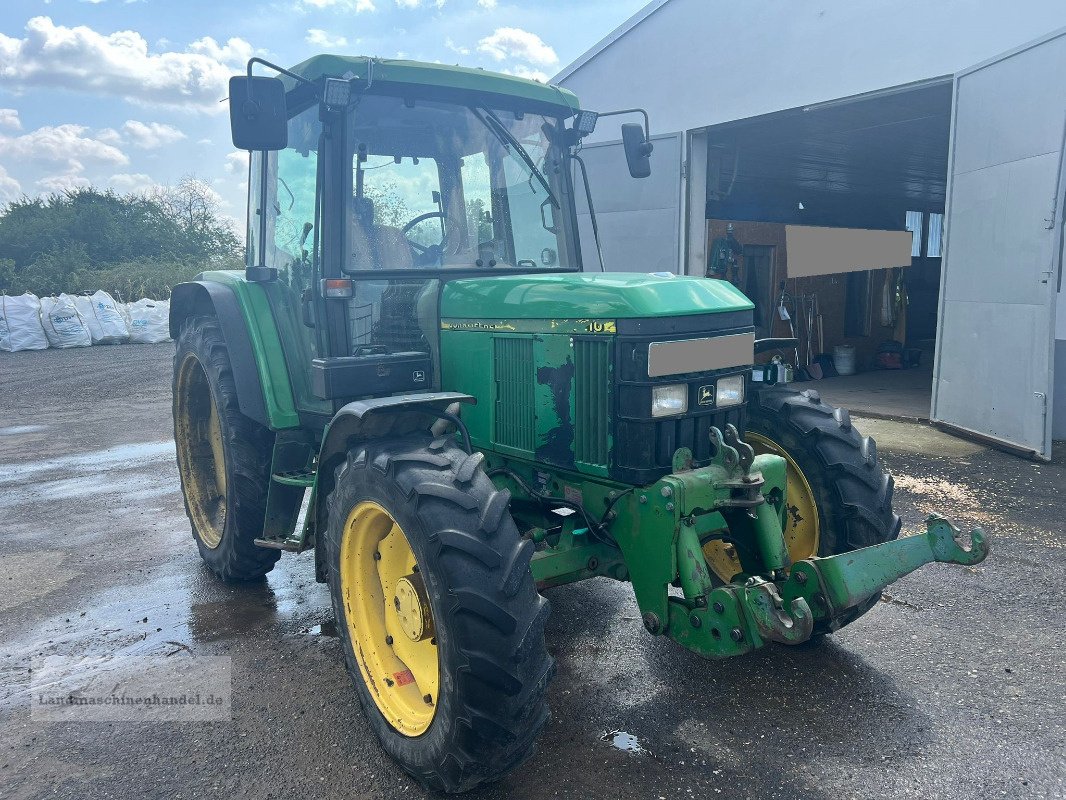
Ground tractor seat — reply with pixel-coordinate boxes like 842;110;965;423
349;196;414;270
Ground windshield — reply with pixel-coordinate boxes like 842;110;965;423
344;94;575;272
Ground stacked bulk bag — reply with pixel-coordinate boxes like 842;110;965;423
0;293;50;352
40;294;92;348
126;298;171;344
73;290;129;344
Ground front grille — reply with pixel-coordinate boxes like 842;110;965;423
574;338;610;468
493;337;535;453
613;405;747;484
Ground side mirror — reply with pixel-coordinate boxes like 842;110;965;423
621;123;653;179
229;76;288;151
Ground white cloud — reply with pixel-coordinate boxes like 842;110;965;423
395;0;422;7
504;65;548;83
477;0;497;8
0;165;22;204
306;29;348;48
0;124;129;169
97;127;123;145
444;38;469;56
36;173;92;194
299;0;375;10
0;108;21;131
477;27;557;66
0;16;255;112
108;172;158;193
121;120;186;148
224;151;249;175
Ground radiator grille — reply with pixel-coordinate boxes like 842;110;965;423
493;337;535;453
574;338;610;467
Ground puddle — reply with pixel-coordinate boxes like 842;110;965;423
0;559;330;713
603;730;647;755
301;620;338;637
0;440;175;484
0;425;47;436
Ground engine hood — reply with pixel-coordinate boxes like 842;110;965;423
439;272;753;320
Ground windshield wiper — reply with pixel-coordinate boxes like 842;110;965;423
474;107;559;209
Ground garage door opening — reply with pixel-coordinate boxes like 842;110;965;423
700;78;953;420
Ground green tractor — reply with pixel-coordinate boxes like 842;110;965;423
170;56;988;792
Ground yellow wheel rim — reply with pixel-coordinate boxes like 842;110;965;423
340;501;439;737
175;353;227;549
702;431;821;582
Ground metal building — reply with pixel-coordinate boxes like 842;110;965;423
555;0;1066;458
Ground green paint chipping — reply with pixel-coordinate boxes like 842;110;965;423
574;338;610;471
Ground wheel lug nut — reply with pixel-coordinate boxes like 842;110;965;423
713;601;725;614
730;627;743;642
385;635;393;645
373;551;381;560
423;694;433;705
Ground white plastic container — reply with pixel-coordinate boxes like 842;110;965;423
833;344;857;376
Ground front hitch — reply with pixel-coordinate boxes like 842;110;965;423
616;425;990;659
780;515;989;625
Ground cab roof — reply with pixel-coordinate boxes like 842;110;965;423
285;55;580;116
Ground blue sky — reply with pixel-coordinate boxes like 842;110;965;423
0;0;645;224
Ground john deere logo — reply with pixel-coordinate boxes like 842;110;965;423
697;385;715;406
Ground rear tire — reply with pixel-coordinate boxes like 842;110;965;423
324;435;553;793
173;315;279;581
746;387;901;633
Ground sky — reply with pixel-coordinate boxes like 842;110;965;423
0;0;647;225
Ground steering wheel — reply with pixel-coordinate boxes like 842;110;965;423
401;211;448;262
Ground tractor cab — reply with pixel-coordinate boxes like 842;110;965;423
230;56;653;420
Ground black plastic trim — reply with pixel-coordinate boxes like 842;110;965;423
169;281;269;427
614;309;753;336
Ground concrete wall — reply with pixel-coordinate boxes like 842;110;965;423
557;0;1066;140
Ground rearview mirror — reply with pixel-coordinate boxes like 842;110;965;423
229;76;288;151
621;123;653;179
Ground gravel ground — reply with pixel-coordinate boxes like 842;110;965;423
0;343;1063;800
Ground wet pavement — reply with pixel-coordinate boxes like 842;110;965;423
0;344;1063;799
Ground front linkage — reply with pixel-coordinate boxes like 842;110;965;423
609;425;989;658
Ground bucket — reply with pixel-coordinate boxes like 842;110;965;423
833;345;857;376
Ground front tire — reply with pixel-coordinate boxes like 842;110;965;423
324;435;553;793
173;315;279;581
746;387;902;632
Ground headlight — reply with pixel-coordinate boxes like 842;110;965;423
651;384;688;417
715;375;746;407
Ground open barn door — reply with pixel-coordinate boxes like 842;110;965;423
932;31;1066;459
573;132;683;273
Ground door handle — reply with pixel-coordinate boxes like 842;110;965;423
301;288;315;328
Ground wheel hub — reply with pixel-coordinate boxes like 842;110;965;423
393;574;434;642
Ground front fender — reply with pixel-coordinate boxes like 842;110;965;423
312;392;476;554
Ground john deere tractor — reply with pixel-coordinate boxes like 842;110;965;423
170;56;987;792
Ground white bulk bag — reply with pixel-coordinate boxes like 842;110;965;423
0;293;50;352
40;294;92;348
126;298;171;344
74;290;128;344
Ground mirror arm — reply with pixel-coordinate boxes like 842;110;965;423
593;108;651;143
246;57;317;88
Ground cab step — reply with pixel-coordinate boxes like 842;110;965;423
254;536;302;551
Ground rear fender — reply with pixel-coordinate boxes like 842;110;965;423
169;278;298;430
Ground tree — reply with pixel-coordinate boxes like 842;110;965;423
0;178;242;298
